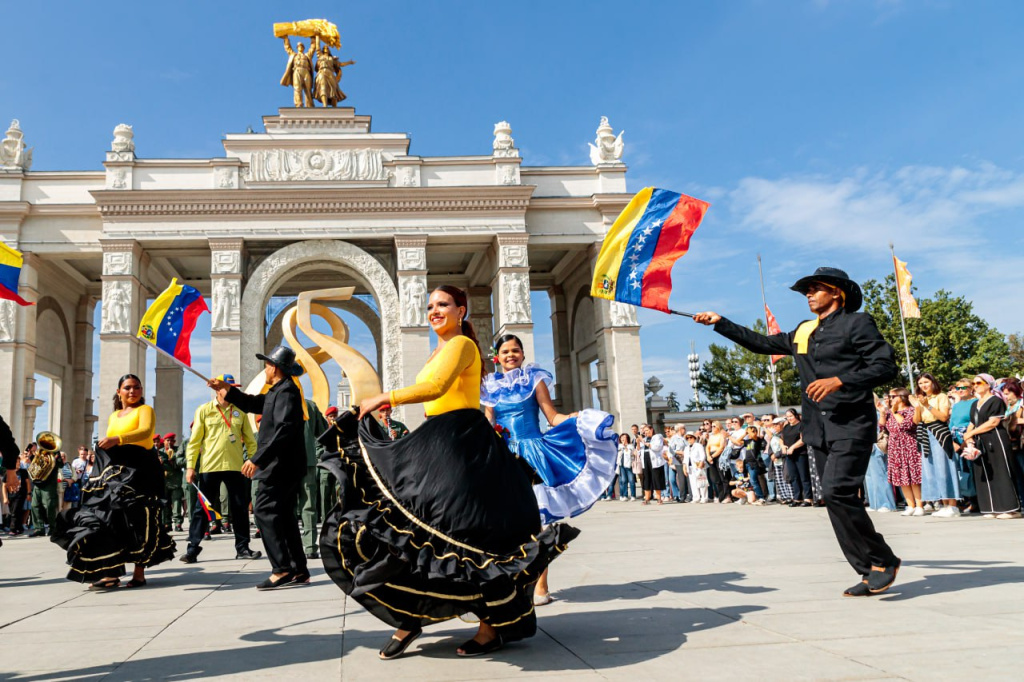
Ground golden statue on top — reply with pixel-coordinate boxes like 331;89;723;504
275;19;356;108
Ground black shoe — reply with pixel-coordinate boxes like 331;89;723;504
305;551;319;560
256;573;295;590
210;525;223;535
29;530;45;537
457;635;504;657
843;580;872;597
868;559;901;594
379;628;422;660
799;501;813;508
290;571;311;585
180;546;203;564
236;548;263;560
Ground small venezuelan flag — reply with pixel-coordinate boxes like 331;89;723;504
137;278;208;366
0;242;32;306
192;484;223;522
591;188;709;313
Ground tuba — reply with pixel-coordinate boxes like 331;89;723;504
28;431;61;482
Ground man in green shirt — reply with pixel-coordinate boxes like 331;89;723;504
318;406;341;521
160;433;185;531
181;374;263;563
379;404;409;440
297;398;328;559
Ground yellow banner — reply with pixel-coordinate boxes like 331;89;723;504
273;19;340;48
893;255;921;319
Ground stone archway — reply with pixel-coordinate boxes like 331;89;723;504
240;240;401;391
34;296;74;438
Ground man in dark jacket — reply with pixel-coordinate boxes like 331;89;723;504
695;267;901;597
1;413;20;493
209;345;308;590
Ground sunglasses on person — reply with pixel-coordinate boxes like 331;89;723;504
955;385;970;390
972;380;988;386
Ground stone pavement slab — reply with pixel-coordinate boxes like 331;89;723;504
3;501;1024;681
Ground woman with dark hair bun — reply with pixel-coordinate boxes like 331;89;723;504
320;285;577;661
482;333;618;603
53;374;176;589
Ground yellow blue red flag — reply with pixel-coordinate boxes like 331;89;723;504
591;188;710;312
192;483;223;522
0;242;32;306
137;278;208;366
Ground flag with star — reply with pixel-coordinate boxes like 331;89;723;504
137;278;208;367
591;187;710;313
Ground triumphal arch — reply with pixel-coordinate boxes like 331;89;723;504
0;106;647;446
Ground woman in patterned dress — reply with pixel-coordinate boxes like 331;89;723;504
884;387;923;516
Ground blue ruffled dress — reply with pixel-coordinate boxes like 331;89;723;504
481;365;618;525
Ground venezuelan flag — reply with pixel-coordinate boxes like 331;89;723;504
591;188;709;313
192;483;223;522
0;242;32;306
137;278;208;366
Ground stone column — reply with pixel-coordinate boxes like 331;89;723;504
98;241;146;406
209;239;245;381
0;252;40;446
155;352;183;438
70;295;98;447
547;286;575;412
468;287;494;361
491;235;534;361
395;237;429;429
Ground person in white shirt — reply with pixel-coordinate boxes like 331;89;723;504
616;434;637;500
640;424;669;505
668;426;689;503
682;432;709;502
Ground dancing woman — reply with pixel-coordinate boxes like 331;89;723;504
54;374;175;588
319;285;577;660
481;334;617;603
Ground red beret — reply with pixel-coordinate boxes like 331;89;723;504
325;406;339;417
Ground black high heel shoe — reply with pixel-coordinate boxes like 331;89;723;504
379;628;422;660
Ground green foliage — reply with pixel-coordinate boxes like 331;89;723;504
666;391;681;411
1008;333;1024;376
694;319;802;409
861;275;1013;389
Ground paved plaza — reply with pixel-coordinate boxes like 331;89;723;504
3;501;1024;681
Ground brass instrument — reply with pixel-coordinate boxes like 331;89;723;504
28;430;61;482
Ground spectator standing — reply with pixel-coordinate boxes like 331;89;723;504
1000;378;1024;506
669;426;689;503
949;379;978;512
683;432;709;502
912;373;960;517
885;388;923;516
298;398;328;559
616;433;637;501
706;421;731;503
639;425;667;505
964;374;1021;519
767;417;792;503
781;410;812;507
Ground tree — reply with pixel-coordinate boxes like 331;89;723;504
666;391;681;411
1008;333;1024;376
693;319;802;409
861;275;1013;389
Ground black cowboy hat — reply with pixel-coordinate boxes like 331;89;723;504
255;345;305;377
790;266;863;312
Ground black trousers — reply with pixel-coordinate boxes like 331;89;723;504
814;439;898;576
188;471;252;554
254;477;306;575
707;461;731;502
788;453;813;501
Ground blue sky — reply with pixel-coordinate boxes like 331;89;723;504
9;1;1024;431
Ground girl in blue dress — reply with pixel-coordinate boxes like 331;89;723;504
482;334;618;603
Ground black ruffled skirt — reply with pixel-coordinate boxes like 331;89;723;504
53;445;176;582
319;409;578;641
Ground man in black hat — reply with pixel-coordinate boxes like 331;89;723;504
208;345;308;590
694;267;901;597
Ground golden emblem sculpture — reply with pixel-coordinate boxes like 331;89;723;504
245;287;381;419
275;19;356;107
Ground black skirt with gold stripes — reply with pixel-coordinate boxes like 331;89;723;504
318;409;578;641
53;444;176;582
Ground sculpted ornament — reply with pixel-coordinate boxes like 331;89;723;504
245;148;388;182
503;272;531;324
101;280;131;334
110;169;128;189
111;124;135;153
499;166;520;186
216;167;236;188
609;300;639;327
399;276;428;327
1;120;32;170
212;250;242;275
0;300;15;342
102;252;132;276
500;244;527;268
492;121;519;158
212;278;241;331
588;116;625;165
397;247;425;271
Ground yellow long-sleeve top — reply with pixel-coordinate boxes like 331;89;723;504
107;405;156;449
389;335;482;416
185;400;258;472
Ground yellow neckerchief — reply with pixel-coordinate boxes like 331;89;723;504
794;319;820;354
258;378;309;420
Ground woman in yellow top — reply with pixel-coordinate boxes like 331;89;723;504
53;374;176;588
911;372;961;517
319;285;578;661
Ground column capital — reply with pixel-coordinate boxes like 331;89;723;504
395;237;427;273
209;238;246;277
100;239;143;278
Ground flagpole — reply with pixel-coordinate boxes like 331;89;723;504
136;337;211;383
756;254;780;414
668;309;695;319
888;242;915;390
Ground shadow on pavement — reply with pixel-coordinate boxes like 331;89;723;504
882;559;1022;601
556;571;776;603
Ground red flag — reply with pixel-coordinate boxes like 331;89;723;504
764;304;785;364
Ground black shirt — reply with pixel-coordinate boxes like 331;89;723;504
781;422;807;456
226;380;305;483
714;307;898;448
0;414;19;470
